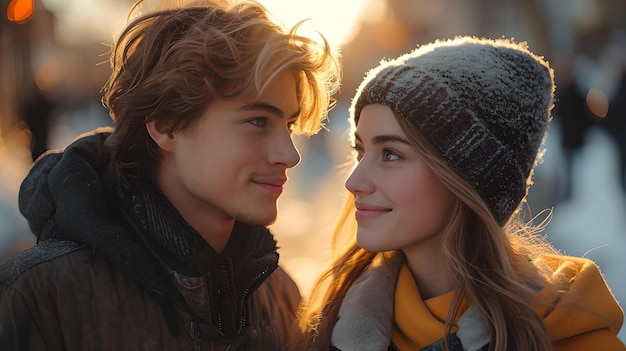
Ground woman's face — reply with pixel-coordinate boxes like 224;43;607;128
346;104;456;254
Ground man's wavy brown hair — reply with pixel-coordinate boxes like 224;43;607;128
102;0;341;178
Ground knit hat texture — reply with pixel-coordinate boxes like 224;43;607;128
351;36;555;224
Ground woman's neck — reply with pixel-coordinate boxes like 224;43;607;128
402;242;454;299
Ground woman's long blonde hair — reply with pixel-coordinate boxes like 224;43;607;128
298;111;559;351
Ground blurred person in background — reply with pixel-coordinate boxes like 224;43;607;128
552;23;626;202
0;0;340;350
298;36;624;350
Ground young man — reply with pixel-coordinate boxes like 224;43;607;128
0;1;341;350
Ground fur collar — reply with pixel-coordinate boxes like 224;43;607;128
331;253;490;351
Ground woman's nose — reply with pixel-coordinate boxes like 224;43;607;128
345;161;374;195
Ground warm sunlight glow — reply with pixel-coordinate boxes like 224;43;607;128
258;0;372;46
39;0;371;49
41;0;129;44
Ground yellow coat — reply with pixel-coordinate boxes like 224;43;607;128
331;253;624;350
391;255;624;350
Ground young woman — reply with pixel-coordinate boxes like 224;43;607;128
298;36;624;351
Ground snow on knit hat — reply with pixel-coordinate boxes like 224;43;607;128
351;36;555;225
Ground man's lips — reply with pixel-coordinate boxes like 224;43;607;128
354;202;392;220
252;177;287;195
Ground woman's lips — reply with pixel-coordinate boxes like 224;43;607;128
354;202;392;220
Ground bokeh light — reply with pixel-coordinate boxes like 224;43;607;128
586;87;609;118
7;0;34;24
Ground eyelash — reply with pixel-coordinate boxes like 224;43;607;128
382;148;401;161
248;118;296;133
248;118;267;127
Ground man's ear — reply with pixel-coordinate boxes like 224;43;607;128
146;120;175;152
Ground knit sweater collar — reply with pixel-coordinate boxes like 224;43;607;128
111;174;279;279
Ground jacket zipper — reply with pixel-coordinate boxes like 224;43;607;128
236;265;274;332
189;321;201;351
188;263;276;349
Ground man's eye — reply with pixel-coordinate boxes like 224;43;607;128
248;118;267;127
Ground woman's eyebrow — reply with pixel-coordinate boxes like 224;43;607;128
354;133;410;145
372;134;410;145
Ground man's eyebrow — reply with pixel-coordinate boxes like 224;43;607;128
354;133;410;145
240;102;300;119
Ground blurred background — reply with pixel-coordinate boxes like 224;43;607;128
2;0;625;341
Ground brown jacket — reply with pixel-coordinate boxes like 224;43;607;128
0;240;301;350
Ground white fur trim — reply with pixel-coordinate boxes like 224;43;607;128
331;255;403;350
456;305;490;351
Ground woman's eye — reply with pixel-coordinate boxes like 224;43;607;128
382;149;400;161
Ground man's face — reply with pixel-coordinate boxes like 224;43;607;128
155;72;301;231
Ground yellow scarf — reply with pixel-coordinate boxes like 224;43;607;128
391;265;469;350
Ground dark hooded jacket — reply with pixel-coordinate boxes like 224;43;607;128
0;129;302;350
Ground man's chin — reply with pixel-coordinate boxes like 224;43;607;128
235;212;277;227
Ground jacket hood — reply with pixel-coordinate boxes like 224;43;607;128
19;128;113;240
17;128;180;301
532;254;624;348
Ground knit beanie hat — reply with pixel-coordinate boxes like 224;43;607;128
351;36;555;225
